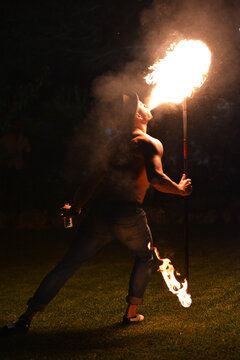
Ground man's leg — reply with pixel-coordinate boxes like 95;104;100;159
1;212;112;336
113;208;153;323
125;304;138;318
25;215;113;315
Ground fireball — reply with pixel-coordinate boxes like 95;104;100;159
145;40;211;109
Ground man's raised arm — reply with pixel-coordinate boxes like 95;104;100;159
142;138;192;196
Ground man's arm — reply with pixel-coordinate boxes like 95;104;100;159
64;140;112;215
142;138;192;196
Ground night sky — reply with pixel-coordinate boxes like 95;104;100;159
1;0;240;219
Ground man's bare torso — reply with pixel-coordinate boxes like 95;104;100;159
103;130;163;204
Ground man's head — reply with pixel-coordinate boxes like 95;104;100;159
136;100;153;124
121;92;152;131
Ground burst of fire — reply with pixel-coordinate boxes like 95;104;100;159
145;40;212;109
148;242;192;308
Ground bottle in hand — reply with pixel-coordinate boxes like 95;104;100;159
61;203;73;229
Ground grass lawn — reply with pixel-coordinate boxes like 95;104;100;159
0;224;239;360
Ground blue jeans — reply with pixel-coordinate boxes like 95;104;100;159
27;203;153;311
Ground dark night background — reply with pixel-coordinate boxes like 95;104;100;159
1;0;240;229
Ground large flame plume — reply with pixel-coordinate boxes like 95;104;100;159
145;40;211;109
148;242;192;308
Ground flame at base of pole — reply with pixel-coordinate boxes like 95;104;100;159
148;243;192;308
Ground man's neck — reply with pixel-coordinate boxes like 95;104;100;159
134;123;147;133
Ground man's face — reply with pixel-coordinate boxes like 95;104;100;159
137;101;153;122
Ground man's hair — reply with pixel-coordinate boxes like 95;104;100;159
96;91;139;137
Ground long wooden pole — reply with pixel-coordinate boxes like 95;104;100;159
183;98;189;283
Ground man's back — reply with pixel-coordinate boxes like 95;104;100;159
100;130;162;204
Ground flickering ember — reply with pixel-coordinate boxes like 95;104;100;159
148;242;192;308
145;40;211;109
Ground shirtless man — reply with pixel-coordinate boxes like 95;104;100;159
1;93;192;336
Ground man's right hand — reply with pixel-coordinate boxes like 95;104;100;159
60;204;80;217
178;174;192;196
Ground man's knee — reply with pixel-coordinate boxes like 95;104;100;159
136;249;153;264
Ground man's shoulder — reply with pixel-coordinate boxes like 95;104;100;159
131;130;163;154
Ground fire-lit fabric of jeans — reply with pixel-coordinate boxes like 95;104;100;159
27;203;153;311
